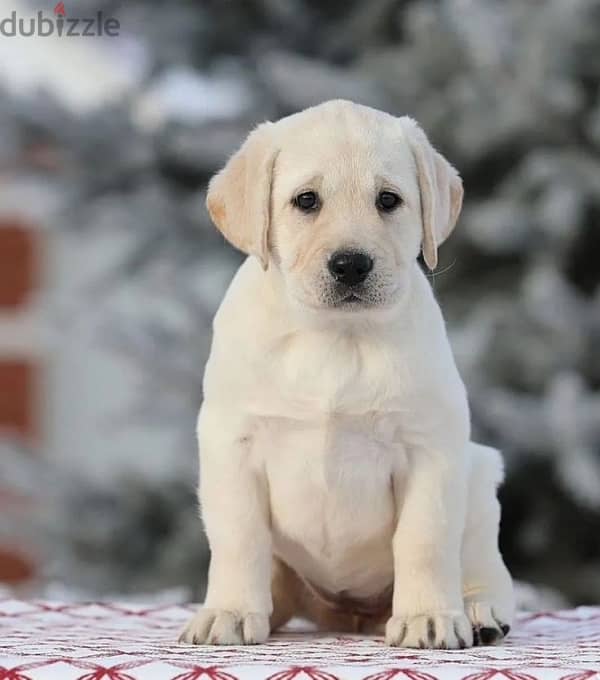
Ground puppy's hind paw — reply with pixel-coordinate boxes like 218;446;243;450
467;601;511;646
179;609;269;645
386;611;473;649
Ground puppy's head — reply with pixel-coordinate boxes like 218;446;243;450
207;100;462;313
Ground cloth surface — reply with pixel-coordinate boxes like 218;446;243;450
1;600;599;680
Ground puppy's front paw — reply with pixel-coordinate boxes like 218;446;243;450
179;609;269;645
386;611;473;649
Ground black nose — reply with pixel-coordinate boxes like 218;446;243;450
328;251;374;287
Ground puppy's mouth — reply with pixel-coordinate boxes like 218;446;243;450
298;280;397;312
332;289;368;308
340;293;361;304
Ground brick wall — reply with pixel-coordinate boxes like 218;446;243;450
0;218;39;584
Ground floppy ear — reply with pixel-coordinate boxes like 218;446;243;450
206;123;278;270
399;117;463;270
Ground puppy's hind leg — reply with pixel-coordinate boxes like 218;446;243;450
270;558;304;632
270;559;380;634
462;443;515;646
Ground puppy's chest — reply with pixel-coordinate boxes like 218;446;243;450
260;412;402;502
248;330;406;589
256;413;404;586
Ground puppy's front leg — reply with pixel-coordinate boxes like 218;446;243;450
180;406;272;645
387;440;472;649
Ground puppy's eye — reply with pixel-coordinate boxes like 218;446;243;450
376;191;402;212
294;191;320;212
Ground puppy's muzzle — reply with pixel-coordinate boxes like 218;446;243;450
328;250;373;287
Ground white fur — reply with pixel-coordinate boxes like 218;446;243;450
180;101;514;648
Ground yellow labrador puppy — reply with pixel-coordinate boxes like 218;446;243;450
180;100;514;649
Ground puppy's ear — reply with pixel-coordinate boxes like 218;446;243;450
206;123;278;270
400;118;463;270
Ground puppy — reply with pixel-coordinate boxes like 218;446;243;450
180;100;514;648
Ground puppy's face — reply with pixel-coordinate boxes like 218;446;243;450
269;109;422;312
207;101;463;316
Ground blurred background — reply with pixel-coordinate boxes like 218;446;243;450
1;0;599;607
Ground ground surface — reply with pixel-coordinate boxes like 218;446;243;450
1;600;599;679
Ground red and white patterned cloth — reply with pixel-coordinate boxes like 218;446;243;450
1;600;599;680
